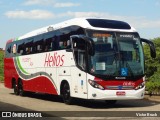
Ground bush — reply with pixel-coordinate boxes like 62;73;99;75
144;38;160;95
146;81;160;95
0;76;4;82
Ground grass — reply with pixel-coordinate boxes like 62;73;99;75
0;51;4;82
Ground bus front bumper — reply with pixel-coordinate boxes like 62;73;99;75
88;87;145;100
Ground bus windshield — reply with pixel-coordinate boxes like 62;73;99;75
86;30;144;79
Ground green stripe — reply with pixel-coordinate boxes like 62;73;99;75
16;57;29;75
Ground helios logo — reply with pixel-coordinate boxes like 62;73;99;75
123;81;135;86
44;52;65;67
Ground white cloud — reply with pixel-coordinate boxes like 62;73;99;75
24;0;80;7
4;10;160;29
24;0;53;6
5;10;55;19
64;11;106;18
53;3;80;7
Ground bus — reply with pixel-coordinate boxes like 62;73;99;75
4;18;156;104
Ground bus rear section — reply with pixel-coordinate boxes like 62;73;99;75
4;40;18;89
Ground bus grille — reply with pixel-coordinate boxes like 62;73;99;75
106;86;134;90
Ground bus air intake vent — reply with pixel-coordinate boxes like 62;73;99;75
106;86;134;90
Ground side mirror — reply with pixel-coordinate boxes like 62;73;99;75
141;38;156;58
70;35;95;56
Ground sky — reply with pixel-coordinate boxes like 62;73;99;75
0;0;160;49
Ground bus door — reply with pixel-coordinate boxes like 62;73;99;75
70;36;88;99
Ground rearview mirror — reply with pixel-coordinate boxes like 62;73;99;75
70;35;95;56
141;38;156;58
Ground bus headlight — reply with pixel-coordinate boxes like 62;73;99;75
135;82;145;90
88;79;105;90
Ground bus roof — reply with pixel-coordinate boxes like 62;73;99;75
8;18;137;42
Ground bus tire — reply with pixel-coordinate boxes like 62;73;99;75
18;80;25;96
13;81;19;95
62;82;73;105
105;100;117;105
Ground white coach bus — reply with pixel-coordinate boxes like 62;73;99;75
4;18;156;104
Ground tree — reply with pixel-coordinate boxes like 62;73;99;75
143;37;160;95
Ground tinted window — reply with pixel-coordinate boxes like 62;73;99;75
11;42;17;57
87;19;131;29
34;35;44;53
58;28;71;50
44;31;60;52
6;25;85;56
25;38;34;55
58;26;85;50
5;43;12;58
17;40;25;55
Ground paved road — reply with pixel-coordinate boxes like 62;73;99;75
0;83;160;119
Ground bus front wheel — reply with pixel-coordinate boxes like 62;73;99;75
62;82;73;105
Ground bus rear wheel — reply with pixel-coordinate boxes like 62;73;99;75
13;81;19;95
18;80;25;96
62;82;73;105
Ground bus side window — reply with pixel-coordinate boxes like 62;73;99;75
5;43;12;58
7;45;11;54
54;35;60;50
12;44;17;54
51;37;59;51
18;41;25;55
58;27;71;50
25;40;33;55
10;43;17;57
34;39;44;53
67;40;71;48
26;47;32;54
62;40;70;49
44;38;52;52
37;44;42;52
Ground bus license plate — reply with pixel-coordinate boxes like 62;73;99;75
116;91;126;96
